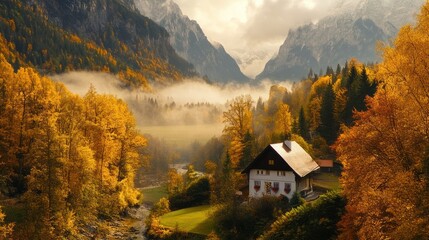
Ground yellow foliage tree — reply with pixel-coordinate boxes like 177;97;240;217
0;53;147;238
336;3;429;238
0;206;14;238
222;95;253;168
275;103;292;139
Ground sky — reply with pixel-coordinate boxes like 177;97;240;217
174;0;338;78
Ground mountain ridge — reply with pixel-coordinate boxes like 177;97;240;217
256;0;424;81
134;0;250;83
30;0;196;78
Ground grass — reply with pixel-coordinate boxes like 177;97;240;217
159;205;215;235
141;185;168;204
313;172;341;190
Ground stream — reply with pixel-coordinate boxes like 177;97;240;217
107;203;151;239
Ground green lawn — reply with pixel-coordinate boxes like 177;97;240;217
159;205;215;235
313;172;341;190
141;185;168;204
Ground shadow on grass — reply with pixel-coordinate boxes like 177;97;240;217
189;217;215;235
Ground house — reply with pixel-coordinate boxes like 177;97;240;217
315;159;334;172
241;141;320;199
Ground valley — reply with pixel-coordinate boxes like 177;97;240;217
1;0;429;239
139;124;224;148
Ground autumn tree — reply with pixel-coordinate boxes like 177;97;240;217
0;54;147;238
336;3;429;238
167;169;183;195
223;95;253;168
0;206;13;238
275;103;292;140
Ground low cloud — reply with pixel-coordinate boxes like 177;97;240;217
52;71;295;146
52;71;293;126
52;71;293;104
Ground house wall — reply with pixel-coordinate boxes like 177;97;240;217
297;176;310;193
248;169;296;199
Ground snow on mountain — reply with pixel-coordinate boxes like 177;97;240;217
134;0;250;83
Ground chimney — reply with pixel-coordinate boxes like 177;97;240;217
283;141;292;152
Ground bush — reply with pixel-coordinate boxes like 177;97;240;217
259;191;345;240
289;192;305;208
169;177;210;210
153;197;170;216
213;196;289;240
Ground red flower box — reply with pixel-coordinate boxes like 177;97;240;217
271;187;279;193
284;184;291;194
254;185;260;191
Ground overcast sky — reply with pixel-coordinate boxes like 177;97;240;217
174;0;338;78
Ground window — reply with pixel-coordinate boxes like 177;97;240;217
284;183;291;194
272;182;279;192
268;159;274;165
256;170;270;175
254;181;261;191
277;171;286;176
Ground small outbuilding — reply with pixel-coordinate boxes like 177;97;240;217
241;140;320;199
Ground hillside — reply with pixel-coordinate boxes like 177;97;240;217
0;0;195;89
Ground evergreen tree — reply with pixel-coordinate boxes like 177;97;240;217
319;84;337;144
355;67;376;111
346;65;359;91
298;107;309;140
336;64;342;77
326;66;334;76
308;68;314;79
220;153;235;203
341;61;349;87
343;65;359;125
240;131;254;169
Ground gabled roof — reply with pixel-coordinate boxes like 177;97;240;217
242;141;320;177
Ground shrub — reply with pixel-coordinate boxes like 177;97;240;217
153;197;170;216
169;177;210;210
259;191;345;240
213;196;289;240
289;192;305;208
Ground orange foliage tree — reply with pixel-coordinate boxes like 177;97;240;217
336;2;429;239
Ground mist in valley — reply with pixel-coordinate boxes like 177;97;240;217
53;71;292;148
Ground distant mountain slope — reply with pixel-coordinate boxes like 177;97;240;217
256;0;424;81
134;0;250;83
32;0;196;77
0;0;195;89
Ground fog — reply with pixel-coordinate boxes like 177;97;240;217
52;71;292;146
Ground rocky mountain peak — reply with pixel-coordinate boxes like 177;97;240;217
256;0;424;81
134;0;249;83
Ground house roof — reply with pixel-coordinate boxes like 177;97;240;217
315;159;334;168
242;141;320;177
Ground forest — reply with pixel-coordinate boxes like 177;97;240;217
1;0;429;239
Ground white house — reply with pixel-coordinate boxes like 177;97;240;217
241;141;320;199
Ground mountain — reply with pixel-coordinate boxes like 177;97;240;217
32;0;196;77
0;0;197;89
134;0;250;83
256;0;425;81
